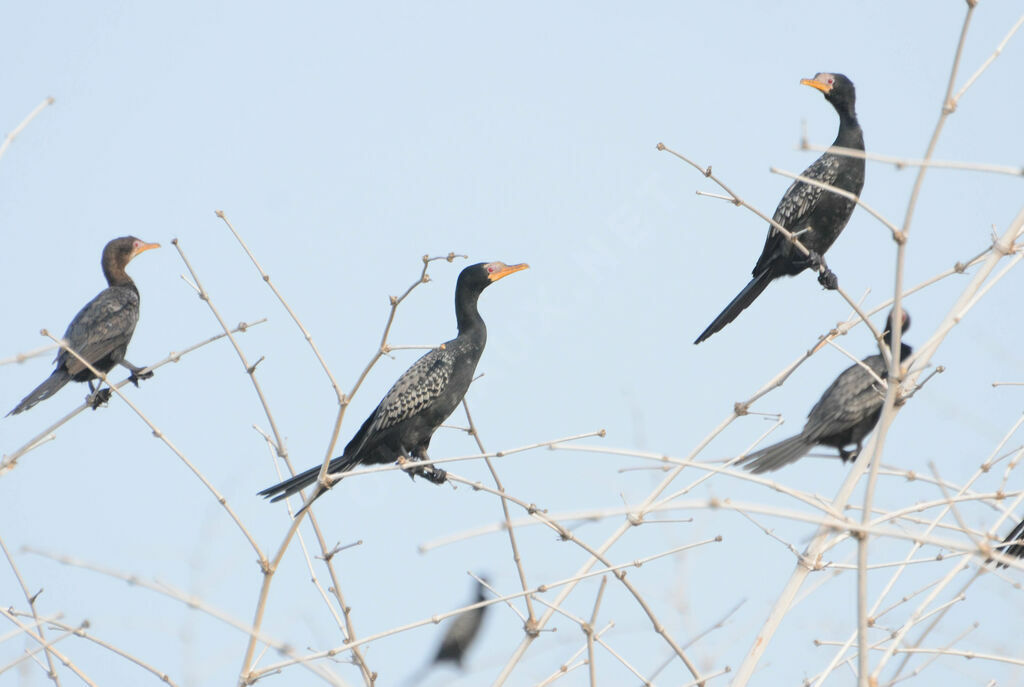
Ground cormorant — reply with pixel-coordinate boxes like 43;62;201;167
432;579;489;668
8;236;160;415
991;518;1024;569
739;310;910;473
259;261;528;505
695;73;865;344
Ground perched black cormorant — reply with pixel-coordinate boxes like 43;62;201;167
8;236;160;415
739;310;910;474
259;261;528;505
695;73;865;344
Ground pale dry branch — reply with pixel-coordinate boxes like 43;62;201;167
0;96;54;162
0;607;95;687
0;342;60;366
39;330;264;559
0;535;61;686
22;547;346;686
1;318;265;475
7;611;180;687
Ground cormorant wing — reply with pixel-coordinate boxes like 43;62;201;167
371;347;456;432
59;287;140;376
802;356;886;443
753;154;842;274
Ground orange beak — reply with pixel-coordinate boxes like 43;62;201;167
487;262;529;282
801;76;832;94
131;241;161;259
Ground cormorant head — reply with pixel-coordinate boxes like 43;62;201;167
104;236;161;268
460;261;529;293
801;72;856;117
101;236;160;283
882;308;911;346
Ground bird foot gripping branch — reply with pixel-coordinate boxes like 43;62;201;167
87;387;113;410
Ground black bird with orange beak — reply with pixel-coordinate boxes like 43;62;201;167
695;73;865;344
260;261;529;508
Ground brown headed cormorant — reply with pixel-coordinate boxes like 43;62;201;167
259;261;528;505
8;236;160;415
695;73;865;344
739;310;910;473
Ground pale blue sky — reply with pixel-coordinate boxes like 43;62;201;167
2;3;1023;685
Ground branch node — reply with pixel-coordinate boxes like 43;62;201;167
734;402;750;416
656;142;665;151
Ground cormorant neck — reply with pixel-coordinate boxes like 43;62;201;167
833;106;863;150
103;261;135;288
455;285;486;339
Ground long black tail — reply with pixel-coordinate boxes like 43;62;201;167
8;368;71;416
738;434;813;474
694;268;775;344
258;453;361;503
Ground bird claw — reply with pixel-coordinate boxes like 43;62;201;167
806;251;839;289
88;388;113;410
400;462;448;485
128;369;154;387
817;268;839;290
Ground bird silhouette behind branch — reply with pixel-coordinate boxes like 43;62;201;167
739;310;911;473
404;579;489;686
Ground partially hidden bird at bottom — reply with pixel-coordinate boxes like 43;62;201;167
431;579;489;668
259;261;528;507
695;72;865;344
738;310;911;474
403;578;490;685
8;236;160;416
989;518;1024;569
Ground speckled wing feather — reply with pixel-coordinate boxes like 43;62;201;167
368;347;456;433
754;155;841;274
803;354;886;442
60;287;139;376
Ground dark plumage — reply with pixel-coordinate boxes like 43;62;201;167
991;518;1024;569
695;73;865;344
259;261;528;505
8;236;160;415
739;311;911;474
433;580;489;667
